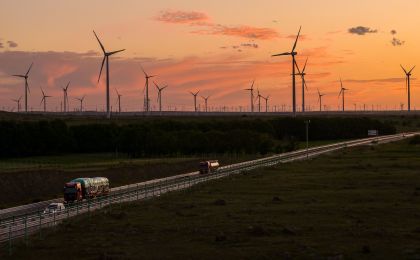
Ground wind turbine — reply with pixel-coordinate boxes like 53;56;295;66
12;96;22;112
256;89;262;112
12;62;33;113
338;79;348;112
244;80;255;112
40;87;52;112
93;30;125;119
317;88;325;112
190;90;200;112
141;66;156;112
201;95;211;112
400;65;416;112
75;95;86;112
153;82;168;113
295;58;309;112
115;88;122;113
262;95;270;112
272;26;302;115
62;81;70;112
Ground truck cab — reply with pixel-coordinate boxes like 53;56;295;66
199;160;220;174
64;182;83;202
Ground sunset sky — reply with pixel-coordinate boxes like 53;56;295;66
1;0;419;112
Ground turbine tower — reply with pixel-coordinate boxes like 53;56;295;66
190;90;200;112
272;26;302;115
401;65;416;112
115;88;122;113
75;95;86;112
154;82;168;113
317;88;325;112
244;80;255;112
13;62;33;113
40;87;52;112
338;79;348;112
295;58;309;112
12;96;22;112
201;95;211;112
93;30;125;119
62;81;70;112
141;66;156;112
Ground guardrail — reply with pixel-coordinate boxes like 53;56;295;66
0;132;417;255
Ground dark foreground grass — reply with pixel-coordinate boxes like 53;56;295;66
3;138;420;259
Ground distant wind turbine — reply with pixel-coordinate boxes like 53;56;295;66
244;80;255;112
154;81;168;112
256;89;262;112
400;65;415;112
272;26;302;115
141;66;156;112
295;57;309;112
262;95;270;112
62;81;70;112
201;95;211;112
317;88;325;112
93;30;125;119
115;88;122;113
338;78;349;112
12;96;22;112
13;62;33;113
40;87;52;112
189;90;200;112
75;95;86;112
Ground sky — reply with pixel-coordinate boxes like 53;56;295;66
1;0;420;112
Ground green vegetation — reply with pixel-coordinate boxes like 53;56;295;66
4;137;420;259
0;117;395;158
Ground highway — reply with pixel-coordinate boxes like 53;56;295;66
0;132;418;244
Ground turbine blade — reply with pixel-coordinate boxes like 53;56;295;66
140;65;147;77
400;65;408;74
304;79;308;91
93;30;106;53
153;81;159;90
302;57;308;73
65;81;70;91
294;59;301;74
292;26;302;52
272;52;291;57
13;75;25;78
108;49;125;56
97;56;106;83
409;65;416;74
26;62;34;76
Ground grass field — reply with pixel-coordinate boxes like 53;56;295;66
3;136;420;259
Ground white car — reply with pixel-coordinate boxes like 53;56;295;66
43;203;65;215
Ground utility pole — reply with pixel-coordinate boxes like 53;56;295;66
305;120;311;159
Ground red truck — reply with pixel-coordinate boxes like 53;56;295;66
64;177;110;202
199;160;220;174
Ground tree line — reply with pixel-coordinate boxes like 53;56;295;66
0;117;396;158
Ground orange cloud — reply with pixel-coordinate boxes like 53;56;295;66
155;10;209;24
155;9;279;40
192;25;279;40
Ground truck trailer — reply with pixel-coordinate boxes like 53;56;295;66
64;177;110;202
199;160;220;174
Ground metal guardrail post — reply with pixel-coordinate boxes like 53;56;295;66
8;225;12;256
38;210;42;240
53;211;56;227
24;215;28;245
